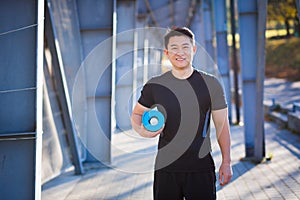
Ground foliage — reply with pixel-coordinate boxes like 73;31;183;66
267;0;299;36
268;0;297;22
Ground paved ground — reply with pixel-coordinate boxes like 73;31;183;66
42;78;300;200
41;122;300;200
264;78;300;109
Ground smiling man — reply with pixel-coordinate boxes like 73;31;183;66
131;26;232;200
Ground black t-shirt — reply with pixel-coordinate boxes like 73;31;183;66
138;69;227;172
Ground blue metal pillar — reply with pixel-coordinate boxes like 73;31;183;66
76;0;113;163
190;1;209;73
115;0;136;130
112;0;117;137
238;0;266;160
133;16;147;105
45;2;84;174
46;0;87;163
213;0;232;124
143;29;150;84
190;1;205;48
202;0;215;61
0;0;44;199
148;33;162;77
254;0;267;160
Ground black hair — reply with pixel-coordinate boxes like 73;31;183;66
164;26;195;49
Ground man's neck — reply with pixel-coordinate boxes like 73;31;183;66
171;66;193;79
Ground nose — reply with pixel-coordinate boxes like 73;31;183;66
175;48;185;55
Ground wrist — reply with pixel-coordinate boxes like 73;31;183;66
221;160;231;165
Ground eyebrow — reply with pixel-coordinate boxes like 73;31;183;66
170;43;190;47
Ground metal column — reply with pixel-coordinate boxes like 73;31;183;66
213;0;232;124
46;0;87;150
133;0;147;105
238;0;266;160
45;3;84;174
146;27;164;79
230;0;241;124
190;1;209;72
190;1;205;49
202;0;215;61
0;0;44;199
76;0;113;163
115;0;135;130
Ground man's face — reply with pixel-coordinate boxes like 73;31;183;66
164;35;196;70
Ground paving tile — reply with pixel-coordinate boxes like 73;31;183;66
42;120;300;200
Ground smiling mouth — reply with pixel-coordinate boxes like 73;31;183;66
176;58;185;61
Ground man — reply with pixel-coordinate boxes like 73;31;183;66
131;26;232;200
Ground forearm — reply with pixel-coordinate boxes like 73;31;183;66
217;121;231;164
131;113;143;134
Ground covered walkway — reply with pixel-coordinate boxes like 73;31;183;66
1;1;300;199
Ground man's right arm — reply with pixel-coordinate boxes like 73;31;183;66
131;102;164;138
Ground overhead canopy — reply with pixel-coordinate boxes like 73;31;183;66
137;0;198;28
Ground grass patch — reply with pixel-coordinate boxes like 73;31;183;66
265;36;300;81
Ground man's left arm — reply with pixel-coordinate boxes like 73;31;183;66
212;108;233;186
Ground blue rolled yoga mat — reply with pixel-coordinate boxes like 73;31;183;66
142;108;165;132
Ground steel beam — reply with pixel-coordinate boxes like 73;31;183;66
46;0;87;166
202;0;215;61
76;0;113;163
115;0;135;130
190;0;205;55
35;0;44;198
0;0;44;199
186;0;197;27
254;0;267;161
133;1;147;105
45;4;84;174
229;0;241;124
144;0;160;27
238;0;266;160
213;0;232;124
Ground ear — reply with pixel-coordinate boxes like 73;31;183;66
193;45;197;53
164;49;169;56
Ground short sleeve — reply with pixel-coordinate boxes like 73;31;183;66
207;76;227;110
138;82;154;108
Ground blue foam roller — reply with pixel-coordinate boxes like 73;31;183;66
142;109;165;132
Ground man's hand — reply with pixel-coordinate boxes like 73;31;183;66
131;102;164;138
138;123;164;138
218;162;233;186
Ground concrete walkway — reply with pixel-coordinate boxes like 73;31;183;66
42;78;300;200
264;78;300;110
41;122;300;200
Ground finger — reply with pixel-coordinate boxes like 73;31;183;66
221;173;232;185
149;124;165;137
225;173;232;183
154;125;165;136
219;172;224;185
150;131;161;137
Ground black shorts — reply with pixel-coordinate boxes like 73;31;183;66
153;170;216;200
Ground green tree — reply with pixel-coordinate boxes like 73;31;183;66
268;0;299;37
